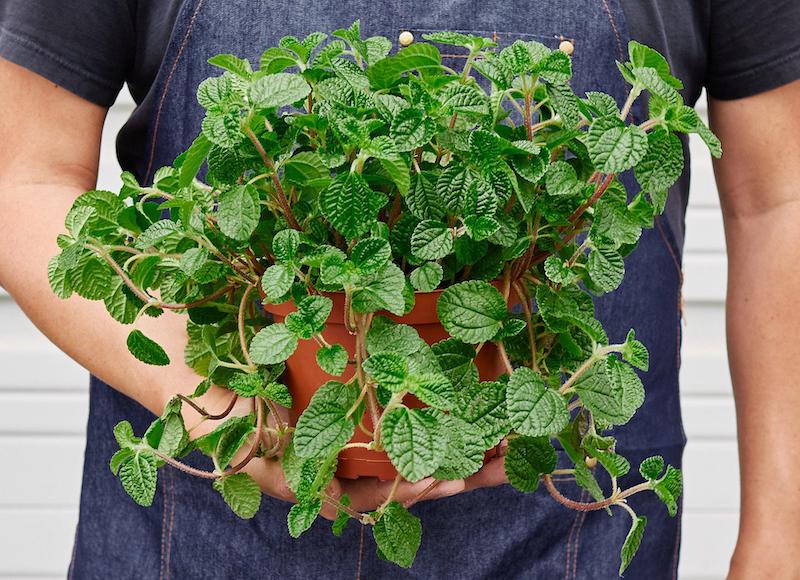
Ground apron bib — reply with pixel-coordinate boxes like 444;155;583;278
70;1;686;577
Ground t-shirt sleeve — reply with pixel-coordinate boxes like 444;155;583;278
707;0;800;100
0;0;135;107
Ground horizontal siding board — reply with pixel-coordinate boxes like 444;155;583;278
0;392;89;434
678;513;738;579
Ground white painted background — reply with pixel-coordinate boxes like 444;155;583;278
0;91;735;579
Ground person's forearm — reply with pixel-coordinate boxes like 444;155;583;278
0;182;198;415
725;201;800;570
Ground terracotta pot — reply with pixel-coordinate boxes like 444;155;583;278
262;283;515;480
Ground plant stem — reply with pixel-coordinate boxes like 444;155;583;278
150;449;218;479
322;493;372;524
178;393;238;420
542;475;651;512
566;173;615;225
238;285;256;367
514;281;539;372
559;355;598;393
379;474;403;512
224;397;264;475
245;127;301;231
403;479;442;509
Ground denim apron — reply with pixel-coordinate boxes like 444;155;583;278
69;1;687;578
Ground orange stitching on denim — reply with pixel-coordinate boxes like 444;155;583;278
165;469;176;579
599;0;625;63
570;508;589;578
564;487;589;578
159;468;169;580
355;524;365;579
144;0;206;181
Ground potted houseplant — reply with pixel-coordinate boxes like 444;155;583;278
49;21;721;574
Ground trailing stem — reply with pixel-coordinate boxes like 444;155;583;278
543;474;651;512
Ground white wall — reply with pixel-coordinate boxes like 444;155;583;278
0;92;735;578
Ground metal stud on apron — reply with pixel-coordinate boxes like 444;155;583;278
70;1;687;577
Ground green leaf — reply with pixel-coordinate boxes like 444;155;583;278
109;448;134;475
391;108;436;152
126;330;170;366
288;500;322;537
179;133;212;188
70;256;114;300
250;73;311;109
201;110;243;149
213;473;262;519
363;353;408;389
621;329;649;371
351;238;391;273
504;435;557;492
197;75;233;109
294;381;356;458
320;172;386;240
366;316;426;356
635;130;684;193
47;255;73;299
228;372;264;397
545;161;583;197
619;515;648;575
332;494;352;536
272;229;302;264
543;256;578;285
409;262;443;292
406;171;445;221
260;264;293;303
372;502;422;568
135;220;183;250
438;83;490;116
432;415;484;480
411;220;453;261
217;185;261;241
407;374;455;411
452;380;508;447
113;420;139;449
316;344;349;376
249;323;299;364
436;164;474;214
285;295;332;338
437;280;507;343
118;451;158;507
587;245;624;293
628;40;682;89
653;465;682;517
634;66;681;106
284;151;329;187
367;42;442;89
208;54;252;78
263;382;293;408
351;263;406;316
639;455;665;480
381;407;445;482
507;367;569;437
586;116;649;173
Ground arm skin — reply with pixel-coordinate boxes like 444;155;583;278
708;79;800;578
0;58;505;518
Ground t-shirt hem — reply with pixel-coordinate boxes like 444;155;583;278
706;43;800;101
0;24;121;107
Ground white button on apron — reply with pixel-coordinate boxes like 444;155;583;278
399;31;414;46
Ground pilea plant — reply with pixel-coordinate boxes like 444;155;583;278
49;21;720;574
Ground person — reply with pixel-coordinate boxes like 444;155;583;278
1;1;799;578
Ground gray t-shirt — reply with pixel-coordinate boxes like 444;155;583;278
2;0;800;177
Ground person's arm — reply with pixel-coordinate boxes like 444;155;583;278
0;58;498;517
708;79;800;578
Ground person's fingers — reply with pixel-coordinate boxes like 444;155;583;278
319;477;344;521
463;456;508;491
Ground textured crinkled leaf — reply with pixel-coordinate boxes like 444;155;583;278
104;278;140;324
622;329;650;371
381;407;445;482
372;502;422;568
48;255;73;299
547;82;580;127
436;164;474;214
545;161;583;197
635;130;684;193
432;415;484;480
261;264;294;303
201;110;243;149
504;435;557;492
351;238;391;273
351;263;406;316
543;256;578;285
249;323;298;364
619;515;648;575
367;42;442;88
287;500;322;537
437;280;507;344
284;151;329;187
366;316;426;356
320;172;386;239
653;465;682;516
217;185;261;241
411;220;453;260
406;171;445;221
197;75;233;109
453;380;508;448
587;245;624;293
586;116;648;173
639;455;665;480
390;108;436;152
507;367;569;437
213;473;262;519
407;373;455;410
118;452;158;507
439;83;490;116
294;381;356;458
273;229;302;264
363;353;408;388
432;338;478;391
316;344;348;376
409;262;443;292
250;72;310;108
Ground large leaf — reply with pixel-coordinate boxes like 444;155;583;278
293;381;356;458
507;367;569;437
320;172;386;239
250;72;311;108
213;472;262;519
249;323;299;364
381;407;445;482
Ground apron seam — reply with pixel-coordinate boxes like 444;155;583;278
563;487;588;579
144;0;206;182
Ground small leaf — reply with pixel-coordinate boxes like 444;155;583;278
250;73;311;109
363;353;408;389
586;116;649;173
507;367;569;437
381;407;445;482
409;262;443;292
260;264;294;303
294;381;356;458
118;451;158;507
213;472;262;519
411;220;453;261
320;172;386;240
249;323;299;365
217;185;261;241
288;500;322;537
587;245;625;293
504;436;557;492
372;502;422;568
317;344;349;376
332;494;352;537
127;330;170;366
437;280;507;344
639;455;665;480
619;515;648;575
351;238;391;273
